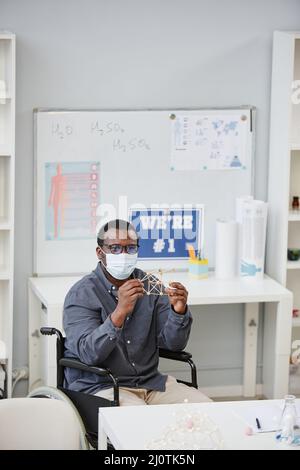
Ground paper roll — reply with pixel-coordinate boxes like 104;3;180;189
236;195;254;223
215;219;238;279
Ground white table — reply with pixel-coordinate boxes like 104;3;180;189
98;400;300;450
28;272;293;398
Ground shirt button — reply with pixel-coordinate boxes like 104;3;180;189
109;337;114;341
127;340;131;344
132;362;135;367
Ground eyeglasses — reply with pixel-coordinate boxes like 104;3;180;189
101;244;139;255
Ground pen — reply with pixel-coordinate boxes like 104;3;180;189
255;418;261;430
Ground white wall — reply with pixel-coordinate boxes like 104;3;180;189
1;0;300;395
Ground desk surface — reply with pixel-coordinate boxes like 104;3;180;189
29;271;291;307
98;400;300;450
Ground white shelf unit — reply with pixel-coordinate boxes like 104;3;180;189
267;31;300;394
288;211;300;221
0;32;15;398
293;317;300;328
287;260;300;270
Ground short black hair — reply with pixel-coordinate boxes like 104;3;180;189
97;219;138;246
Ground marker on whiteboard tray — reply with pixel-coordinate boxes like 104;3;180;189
186;244;196;259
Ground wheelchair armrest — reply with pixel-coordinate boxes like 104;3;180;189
158;348;192;362
59;358;119;405
59;358;115;378
159;349;198;389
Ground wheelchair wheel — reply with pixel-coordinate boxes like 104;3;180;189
27;386;90;450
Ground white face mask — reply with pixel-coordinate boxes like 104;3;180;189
103;253;138;280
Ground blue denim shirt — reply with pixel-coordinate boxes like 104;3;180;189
63;263;193;394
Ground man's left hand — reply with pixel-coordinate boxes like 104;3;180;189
165;282;188;315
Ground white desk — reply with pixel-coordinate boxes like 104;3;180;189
28;272;293;398
98;400;300;450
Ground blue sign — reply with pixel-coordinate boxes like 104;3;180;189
129;208;203;259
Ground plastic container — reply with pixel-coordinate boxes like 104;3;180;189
188;258;209;279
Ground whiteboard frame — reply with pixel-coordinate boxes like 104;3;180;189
33;106;255;276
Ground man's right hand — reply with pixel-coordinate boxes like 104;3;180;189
111;279;144;328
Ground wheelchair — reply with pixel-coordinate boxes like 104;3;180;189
29;327;198;449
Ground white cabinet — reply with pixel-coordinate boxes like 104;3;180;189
267;31;300;394
0;32;15;397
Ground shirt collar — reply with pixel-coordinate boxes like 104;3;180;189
95;262;116;291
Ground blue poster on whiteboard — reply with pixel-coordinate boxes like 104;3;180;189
129;207;204;259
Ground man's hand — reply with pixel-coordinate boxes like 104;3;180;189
111;279;144;327
165;282;188;315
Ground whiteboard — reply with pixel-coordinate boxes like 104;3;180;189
34;107;255;276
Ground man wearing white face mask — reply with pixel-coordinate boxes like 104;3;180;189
63;219;211;405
